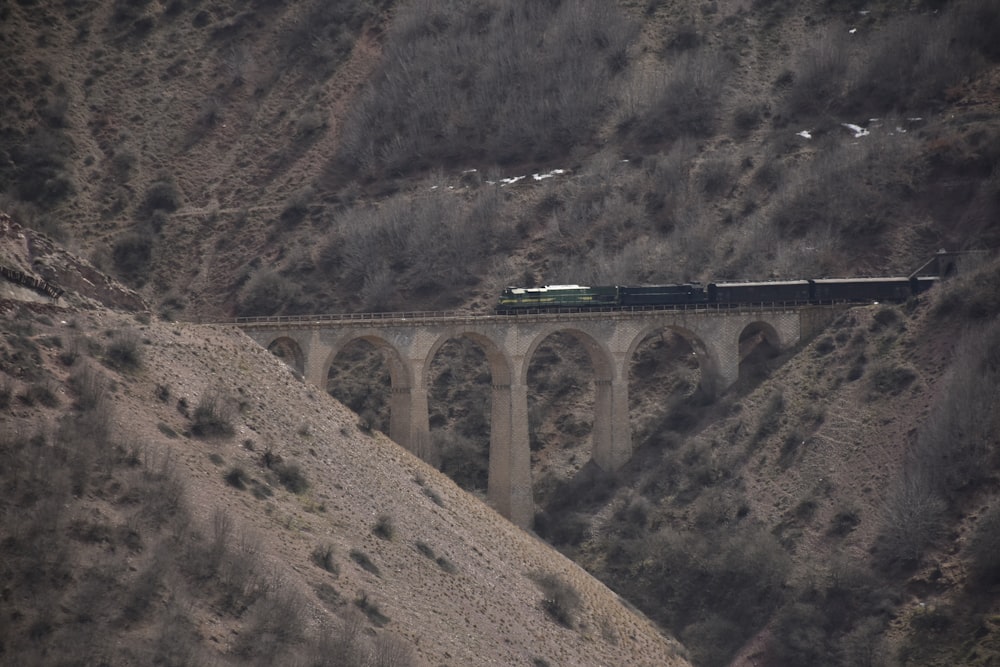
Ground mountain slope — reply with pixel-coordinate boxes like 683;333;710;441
0;253;690;665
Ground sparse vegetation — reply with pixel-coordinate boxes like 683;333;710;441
532;572;582;628
349;549;380;576
191;389;236;438
2;0;1000;664
312;544;339;575
104;328;143;371
335;0;636;178
372;513;395;540
273;460;308;494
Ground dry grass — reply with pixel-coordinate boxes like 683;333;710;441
0;301;688;666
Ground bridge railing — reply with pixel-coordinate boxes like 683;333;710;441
232;310;467;324
229;300;833;326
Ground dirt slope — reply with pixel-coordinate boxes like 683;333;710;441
0;248;689;666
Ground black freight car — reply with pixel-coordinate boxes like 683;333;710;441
811;278;912;303
708;280;812;305
619;283;707;307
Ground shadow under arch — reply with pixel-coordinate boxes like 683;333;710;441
423;330;514;492
424;330;513;388
521;325;615;500
321;333;411;440
626;325;707;440
627;322;715;395
520;326;615;386
266;336;306;377
737;321;784;387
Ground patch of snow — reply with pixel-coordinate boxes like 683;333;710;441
842;123;869;138
797;130;812;139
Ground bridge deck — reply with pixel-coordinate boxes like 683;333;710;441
231;301;836;328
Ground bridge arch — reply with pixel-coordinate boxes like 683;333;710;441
520;323;627;481
521;324;615;385
319;333;423;455
737;321;786;385
424;331;516;508
627;323;716;393
424;330;513;387
320;333;412;395
738;320;785;349
266;336;306;377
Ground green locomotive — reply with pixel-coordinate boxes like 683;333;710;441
496;285;618;312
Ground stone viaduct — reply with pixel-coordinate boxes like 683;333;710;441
235;305;838;527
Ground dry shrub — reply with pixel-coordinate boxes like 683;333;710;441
335;0;636;178
965;503;1000;591
325;186;513;310
437;432;489;493
234;582;306;659
105;329;143;372
237;269;305;317
191;389;236;438
932;261;1000;321
909;321;1000;500
780;25;849;119
844;11;976;114
769;129;922;246
619;49;728;145
601;523;788;666
872;475;946;570
532;572;582;628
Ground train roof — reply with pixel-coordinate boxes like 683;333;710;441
710;280;811;288
503;284;591;294
811;277;911;284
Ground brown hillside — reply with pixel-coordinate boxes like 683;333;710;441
0;231;690;666
3;0;1000;665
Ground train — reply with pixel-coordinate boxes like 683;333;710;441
495;276;938;313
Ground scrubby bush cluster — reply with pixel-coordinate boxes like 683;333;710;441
0;314;415;666
532;572;582;628
320;185;515;311
598;521;789;667
782;1;1000;120
191;389;237;438
335;0;637;178
874;320;1000;570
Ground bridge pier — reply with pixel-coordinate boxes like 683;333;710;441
593;378;632;471
389;385;432;461
489;382;533;527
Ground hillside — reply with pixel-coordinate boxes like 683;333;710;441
2;0;998;318
3;0;1000;665
0;217;689;666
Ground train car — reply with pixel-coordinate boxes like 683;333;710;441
708;280;812;304
619;283;708;307
811;277;912;303
496;285;619;312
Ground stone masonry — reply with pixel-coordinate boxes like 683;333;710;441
237;306;834;527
